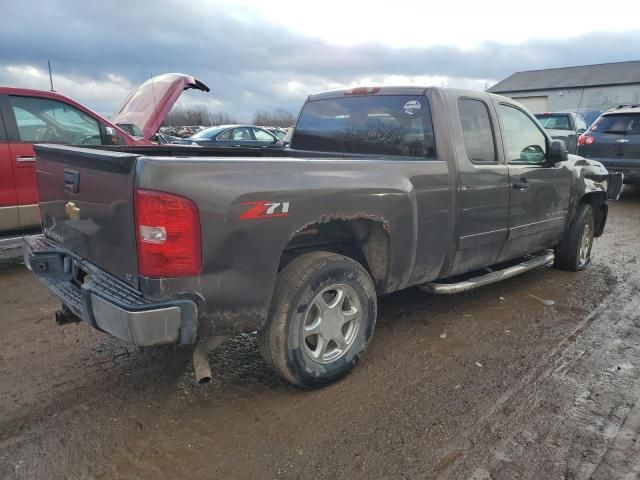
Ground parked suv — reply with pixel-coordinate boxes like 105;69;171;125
577;104;640;184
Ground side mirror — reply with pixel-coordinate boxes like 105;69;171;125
576;128;586;135
548;139;568;163
103;126;119;145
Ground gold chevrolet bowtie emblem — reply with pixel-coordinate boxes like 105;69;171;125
65;201;80;220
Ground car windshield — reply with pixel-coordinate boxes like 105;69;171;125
292;94;436;158
117;123;144;137
191;126;225;139
534;114;572;130
591;114;640;135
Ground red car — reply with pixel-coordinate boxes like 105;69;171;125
0;73;209;234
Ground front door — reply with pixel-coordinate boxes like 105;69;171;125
494;102;572;262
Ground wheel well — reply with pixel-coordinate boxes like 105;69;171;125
279;218;391;291
580;192;607;237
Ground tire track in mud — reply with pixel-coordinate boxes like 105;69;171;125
444;270;640;479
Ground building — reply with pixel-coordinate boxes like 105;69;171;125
488;60;640;113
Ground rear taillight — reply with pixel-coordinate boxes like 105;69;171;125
134;189;201;278
578;134;596;146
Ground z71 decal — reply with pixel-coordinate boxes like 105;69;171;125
239;201;290;220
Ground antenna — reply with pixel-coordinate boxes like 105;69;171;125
48;60;55;92
575;74;587;113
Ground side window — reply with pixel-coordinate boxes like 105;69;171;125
0;105;10;142
9;96;102;145
231;127;252;141
252;128;275;142
217;129;233;140
458;98;496;163
575;115;588;133
497;104;547;164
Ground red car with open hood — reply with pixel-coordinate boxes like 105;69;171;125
0;73;209;233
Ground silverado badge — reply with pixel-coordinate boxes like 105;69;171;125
65;201;80;220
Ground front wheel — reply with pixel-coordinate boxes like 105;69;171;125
259;251;377;388
554;203;595;271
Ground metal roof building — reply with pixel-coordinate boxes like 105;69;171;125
488;61;640;114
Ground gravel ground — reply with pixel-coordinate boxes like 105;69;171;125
1;188;639;479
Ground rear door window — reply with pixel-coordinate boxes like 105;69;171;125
9;96;102;145
252;128;275;142
458;98;496;163
292;95;436;158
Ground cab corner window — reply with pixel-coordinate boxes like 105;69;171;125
498;104;547;164
9;96;102;146
458;98;496;163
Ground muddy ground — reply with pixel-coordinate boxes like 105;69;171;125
1;189;640;480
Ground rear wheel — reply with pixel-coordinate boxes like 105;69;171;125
259;251;377;388
554;203;595;271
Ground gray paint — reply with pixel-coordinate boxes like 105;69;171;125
30;87;612;343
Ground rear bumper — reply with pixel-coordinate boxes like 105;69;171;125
23;235;198;346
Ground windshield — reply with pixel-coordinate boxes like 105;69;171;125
190;126;225;139
534;114;572;130
591;114;640;135
117;123;144;137
292;94;436;158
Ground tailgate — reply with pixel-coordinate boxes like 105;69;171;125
34;144;140;287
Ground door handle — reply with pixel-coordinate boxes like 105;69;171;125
232;144;242;147
512;179;529;191
16;155;36;163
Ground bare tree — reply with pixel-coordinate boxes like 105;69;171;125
252;110;296;127
164;107;237;127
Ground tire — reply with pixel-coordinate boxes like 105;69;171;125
554;203;595;271
259;251;377;388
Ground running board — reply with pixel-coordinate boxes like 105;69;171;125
420;250;555;295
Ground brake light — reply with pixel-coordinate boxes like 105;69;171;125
577;134;596;146
134;189;201;278
344;86;380;95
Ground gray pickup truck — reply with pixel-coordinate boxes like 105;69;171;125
24;86;622;388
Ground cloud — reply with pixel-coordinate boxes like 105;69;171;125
1;0;639;121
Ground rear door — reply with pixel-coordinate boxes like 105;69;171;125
0;96;20;232
448;92;510;275
494;102;572;262
1;94;104;229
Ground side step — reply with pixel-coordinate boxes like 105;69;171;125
420;250;555;295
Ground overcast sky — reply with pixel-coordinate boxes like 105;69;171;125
1;0;639;121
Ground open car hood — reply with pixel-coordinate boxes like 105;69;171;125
110;73;209;140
